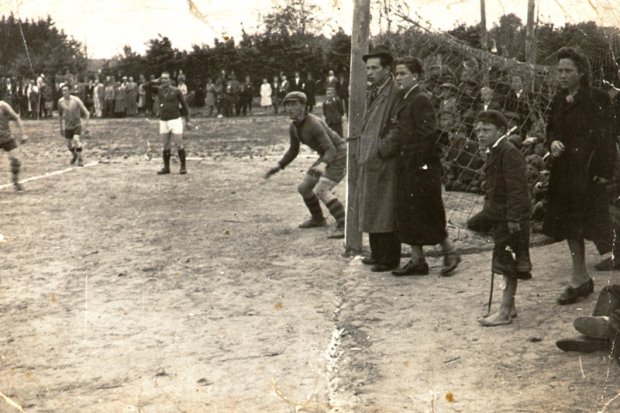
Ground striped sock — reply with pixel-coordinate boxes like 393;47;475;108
326;199;345;227
303;195;324;219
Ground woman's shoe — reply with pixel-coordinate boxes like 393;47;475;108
557;278;594;305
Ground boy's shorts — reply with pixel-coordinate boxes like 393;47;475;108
64;126;82;139
0;138;17;152
492;221;532;279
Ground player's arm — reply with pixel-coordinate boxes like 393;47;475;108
178;90;191;125
265;125;300;178
58;99;64;135
78;98;90;130
0;101;27;142
311;122;338;175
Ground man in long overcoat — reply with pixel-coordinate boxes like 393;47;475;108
355;45;401;272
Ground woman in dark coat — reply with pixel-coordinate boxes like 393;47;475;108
544;47;616;305
378;57;460;276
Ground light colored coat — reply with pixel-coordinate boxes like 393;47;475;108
355;77;399;233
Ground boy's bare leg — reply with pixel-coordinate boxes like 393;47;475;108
480;275;517;326
568;238;589;287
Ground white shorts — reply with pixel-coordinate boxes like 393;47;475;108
159;118;183;135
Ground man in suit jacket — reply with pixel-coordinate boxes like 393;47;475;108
291;71;304;92
354;45;401;272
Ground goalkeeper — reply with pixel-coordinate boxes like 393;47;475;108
264;91;346;239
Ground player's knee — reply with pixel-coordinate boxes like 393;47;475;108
297;181;313;197
314;187;334;204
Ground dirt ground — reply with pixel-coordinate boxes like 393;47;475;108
1;116;620;413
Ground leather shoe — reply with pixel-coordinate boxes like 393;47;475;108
441;252;461;276
573;316;610;339
557;278;594;305
556;335;608;353
361;257;378;265
392;260;429;276
371;263;399;272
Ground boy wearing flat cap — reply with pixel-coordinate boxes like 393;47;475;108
476;110;532;326
265;91;347;238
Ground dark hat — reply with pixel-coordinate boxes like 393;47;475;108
362;45;393;63
439;82;459;93
503;111;520;120
476;110;508;130
282;91;307;104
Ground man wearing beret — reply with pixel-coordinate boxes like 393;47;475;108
264;91;347;239
476;110;532;326
355;45;401;272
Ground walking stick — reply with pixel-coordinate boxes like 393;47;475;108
487;269;495;316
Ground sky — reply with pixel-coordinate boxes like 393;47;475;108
2;0;619;58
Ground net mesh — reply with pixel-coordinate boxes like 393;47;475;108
369;0;620;240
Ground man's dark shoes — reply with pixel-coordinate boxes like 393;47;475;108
361;257;378;265
371;263;399;272
595;257;620;271
556;335;608;353
157;167;171;175
70;152;78;165
392;260;429;276
299;217;327;228
557;278;594;305
179;166;187;175
573;316;610;340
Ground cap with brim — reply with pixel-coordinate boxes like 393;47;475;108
362;45;393;63
439;83;459;93
282;91;307;104
476;110;508;130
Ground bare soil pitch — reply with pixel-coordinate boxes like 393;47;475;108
0;116;619;412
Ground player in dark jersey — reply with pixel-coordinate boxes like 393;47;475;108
264;91;346;238
142;72;191;175
0;100;28;191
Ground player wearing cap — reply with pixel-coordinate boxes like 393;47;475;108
58;84;89;166
0;100;28;191
264;91;347;239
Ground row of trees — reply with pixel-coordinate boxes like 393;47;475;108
0;14;86;77
104;1;351;91
1;3;619;88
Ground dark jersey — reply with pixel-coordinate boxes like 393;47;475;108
278;113;344;169
144;81;189;121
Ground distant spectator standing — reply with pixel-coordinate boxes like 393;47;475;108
125;76;138;117
322;87;344;137
114;77;127;118
271;75;280;114
204;78;216;116
291;71;304;92
93;77;104;118
278;75;290;106
239;75;253;116
137;75;146;115
304;73;317;112
259;78;272;115
104;77;115;118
